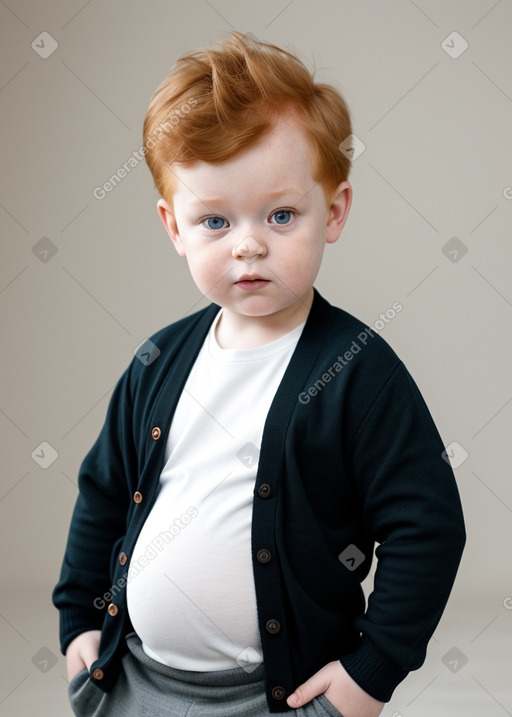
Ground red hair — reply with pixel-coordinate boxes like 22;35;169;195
143;32;352;204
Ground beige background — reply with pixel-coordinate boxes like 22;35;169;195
1;1;511;715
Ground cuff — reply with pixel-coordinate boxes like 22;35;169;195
59;606;105;655
339;636;409;702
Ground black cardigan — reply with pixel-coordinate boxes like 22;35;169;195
52;288;465;712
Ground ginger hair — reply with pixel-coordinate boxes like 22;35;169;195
142;31;352;205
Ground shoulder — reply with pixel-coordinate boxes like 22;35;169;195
124;302;220;395
147;302;219;351
305;292;418;442
311;290;403;376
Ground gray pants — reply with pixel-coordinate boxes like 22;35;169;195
68;631;344;716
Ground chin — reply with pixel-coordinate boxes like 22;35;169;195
233;299;280;317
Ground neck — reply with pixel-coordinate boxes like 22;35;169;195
215;288;314;349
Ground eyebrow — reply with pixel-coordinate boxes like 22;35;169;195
186;189;304;208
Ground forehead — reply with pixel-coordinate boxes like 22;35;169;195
172;112;316;201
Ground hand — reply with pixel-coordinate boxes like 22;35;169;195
66;629;101;681
287;660;384;717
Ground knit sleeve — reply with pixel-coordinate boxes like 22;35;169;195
51;362;137;655
339;361;466;701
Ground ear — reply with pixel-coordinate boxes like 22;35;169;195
157;199;186;257
325;181;353;245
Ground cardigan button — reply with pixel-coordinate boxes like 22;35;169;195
151;426;161;440
265;619;281;634
133;491;143;503
92;668;104;680
119;552;128;566
257;483;271;498
271;686;285;700
107;603;118;616
256;549;271;563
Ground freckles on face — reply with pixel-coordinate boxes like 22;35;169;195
181;243;231;298
165;112;340;316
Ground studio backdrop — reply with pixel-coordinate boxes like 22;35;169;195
1;1;511;715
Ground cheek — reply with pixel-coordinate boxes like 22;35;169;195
277;233;324;273
184;245;229;290
292;242;325;287
187;256;212;283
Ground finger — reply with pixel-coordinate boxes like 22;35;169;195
81;634;101;670
287;670;330;708
66;655;86;682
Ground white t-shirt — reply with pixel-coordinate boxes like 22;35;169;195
126;310;304;671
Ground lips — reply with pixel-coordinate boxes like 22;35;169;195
236;274;266;282
235;274;270;291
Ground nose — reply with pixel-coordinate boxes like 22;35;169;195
232;235;266;263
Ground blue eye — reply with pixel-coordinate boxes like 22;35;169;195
203;216;228;230
272;210;292;225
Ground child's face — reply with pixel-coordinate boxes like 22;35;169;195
157;111;351;323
